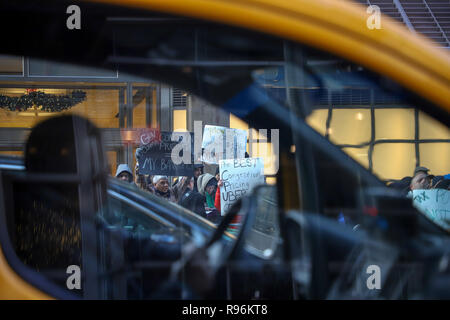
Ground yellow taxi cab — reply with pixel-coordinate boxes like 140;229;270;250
0;0;448;300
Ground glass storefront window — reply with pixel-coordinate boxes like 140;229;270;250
306;109;329;137
329;109;371;145
0;55;23;75
419;143;450;176
419;110;450;140
342;147;369;169
173;109;187;131
0;87;120;128
0;150;23;157
375;108;415;140
372;143;416;180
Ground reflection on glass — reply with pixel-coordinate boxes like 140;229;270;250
375;108;414;140
419;143;450;176
306;109;328;136
419;110;450;140
342;147;369;168
330;109;371;145
0;55;22;75
373;143;416;180
173;109;187;131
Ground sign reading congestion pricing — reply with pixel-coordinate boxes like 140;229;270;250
412;189;450;231
219;157;264;215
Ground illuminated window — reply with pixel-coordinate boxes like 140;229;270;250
375;108;414;140
420;143;450;176
372;143;416;180
173;109;187;131
341;147;369;168
0;87;120;128
306;109;328;136
230;113;278;177
230;113;248;131
419;111;450;140
0;55;23;75
0;150;23;157
330;109;371;145
132;87;147;128
306;101;450;181
107;151;117;176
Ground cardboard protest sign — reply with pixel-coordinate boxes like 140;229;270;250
202;125;247;164
412;189;450;231
136;131;194;176
219;157;264;215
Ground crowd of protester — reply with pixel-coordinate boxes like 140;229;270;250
113;161;224;224
115;153;449;230
387;166;450;195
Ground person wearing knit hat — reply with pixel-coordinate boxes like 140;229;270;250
410;166;433;191
197;173;217;209
152;175;176;202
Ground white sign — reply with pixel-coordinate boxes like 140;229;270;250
202;125;247;164
412;189;450;231
219;157;264;215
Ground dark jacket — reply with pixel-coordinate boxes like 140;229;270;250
179;190;206;218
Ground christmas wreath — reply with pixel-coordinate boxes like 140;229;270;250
0;90;87;112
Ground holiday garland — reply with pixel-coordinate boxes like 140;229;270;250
0;90;87;112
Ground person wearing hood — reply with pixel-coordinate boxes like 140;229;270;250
179;177;207;218
115;164;134;183
197;173;222;224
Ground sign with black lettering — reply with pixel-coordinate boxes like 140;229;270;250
219;158;264;215
136;132;194;176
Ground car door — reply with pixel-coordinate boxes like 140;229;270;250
274;43;450;299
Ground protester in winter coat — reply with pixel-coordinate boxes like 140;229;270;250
178;177;207;218
197;173;217;208
134;162;147;190
152;175;176;202
431;175;450;190
387;176;412;196
172;176;193;203
197;173;222;224
410;166;433;191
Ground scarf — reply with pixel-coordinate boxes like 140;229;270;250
205;191;215;208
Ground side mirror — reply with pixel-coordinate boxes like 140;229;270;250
244;184;279;259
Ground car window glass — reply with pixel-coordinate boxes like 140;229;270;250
0;6;448;301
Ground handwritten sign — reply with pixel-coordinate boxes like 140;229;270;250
136;132;193;176
412;189;450;231
202;125;247;164
219;157;264;215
